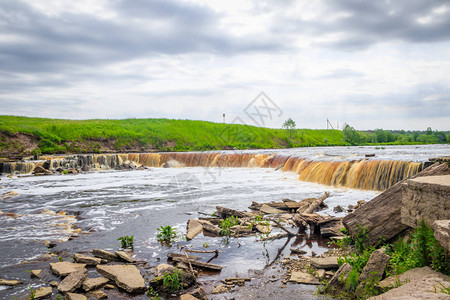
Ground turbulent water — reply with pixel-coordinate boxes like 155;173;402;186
0;144;448;297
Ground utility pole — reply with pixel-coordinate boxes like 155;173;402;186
327;118;334;130
223;113;226;124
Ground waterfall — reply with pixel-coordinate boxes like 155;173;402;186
0;152;422;191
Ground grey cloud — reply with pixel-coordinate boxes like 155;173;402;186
320;68;366;79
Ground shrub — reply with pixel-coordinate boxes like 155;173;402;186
157;225;177;243
118;235;134;249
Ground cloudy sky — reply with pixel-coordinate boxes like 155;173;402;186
1;0;449;130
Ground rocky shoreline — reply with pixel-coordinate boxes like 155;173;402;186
0;158;449;299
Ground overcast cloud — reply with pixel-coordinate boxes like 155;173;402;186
0;0;449;130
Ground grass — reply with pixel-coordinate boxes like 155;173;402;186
162;268;182;291
219;216;240;236
0;115;346;155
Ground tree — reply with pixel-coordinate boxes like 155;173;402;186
342;124;361;145
282;118;296;145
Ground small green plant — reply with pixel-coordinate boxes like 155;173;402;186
58;256;63;262
361;273;382;298
162;268;182;291
62;170;68;175
203;242;209;248
28;285;35;300
146;286;161;299
156;225;177;243
330;228;352;249
118;235;134;249
219;216;239;236
354;224;369;253
55;295;64;300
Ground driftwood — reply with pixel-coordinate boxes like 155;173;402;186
301;192;330;214
201;222;222;236
267;218;300;236
170;256;223;271
216;206;254;219
167;253;201;260
184;249;219;255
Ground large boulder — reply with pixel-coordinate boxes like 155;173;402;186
377;266;448;290
358;249;390;283
368;274;450;300
343;162;450;246
433;220;450;252
401;175;450;228
96;265;145;294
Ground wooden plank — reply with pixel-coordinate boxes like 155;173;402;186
171;256;223;271
167;253;201;260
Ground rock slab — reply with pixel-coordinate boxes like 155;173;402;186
433;220;450;252
186;219;203;240
65;293;88;300
310;257;339;269
73;253;102;265
82;276;110;292
359;249;390;283
92;249;117;261
50;262;87;277
34;286;52;299
115;250;134;263
58;269;88;293
97;264;145;293
289;271;320;285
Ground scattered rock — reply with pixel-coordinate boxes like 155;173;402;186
359;249;390;283
86;290;108;299
155;263;175;277
65;293;88;300
333;205;344;213
50;262;87;277
82;276;110;292
33;165;53;175
189;287;207;300
58;269;88;293
433;219;450;252
97;264;146;294
104;284;115;289
290;248;307;255
310;257;339;269
316;269;326;278
180;294;199;300
30;269;42;278
73;253;103;266
34;286;52;299
256;224;272;234
289;271;320;285
186;219;203;240
92;249;117;261
50;281;59;287
211;284;228;294
0;278;22;286
114;251;134;263
260;204;285;214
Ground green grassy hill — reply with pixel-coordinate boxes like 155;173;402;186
0;115;345;158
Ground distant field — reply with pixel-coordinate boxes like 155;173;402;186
0;115;345;158
0;115;448;159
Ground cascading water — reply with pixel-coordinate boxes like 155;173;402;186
1;151;423;191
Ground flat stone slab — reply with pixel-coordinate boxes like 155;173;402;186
0;278;22;286
409;175;450;186
260;204;285;214
73;253;102;265
82;276;110;292
66;293;88;300
58;269;88;293
34;286;52;299
186;219;203;240
289;271;319;285
368;274;450;300
96;265;145;294
433;220;450;252
30;269;42;278
310;257;339;269
115;251;134;263
92;249;117;261
86;290;108;299
50;262;87;277
378;266;449;289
